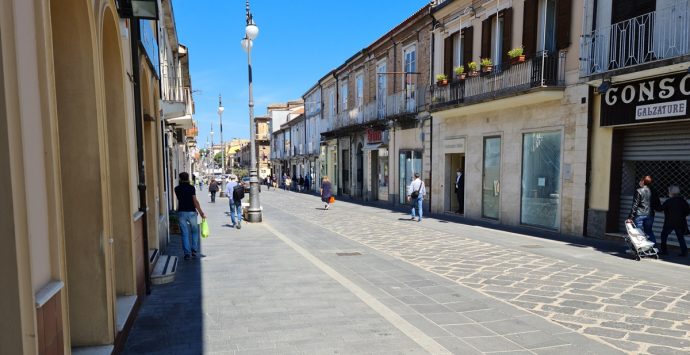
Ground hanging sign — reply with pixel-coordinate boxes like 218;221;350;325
601;72;690;126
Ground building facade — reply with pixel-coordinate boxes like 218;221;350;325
0;0;195;352
428;0;587;235
316;5;433;205
582;0;690;246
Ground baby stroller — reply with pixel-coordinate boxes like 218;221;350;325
624;221;659;260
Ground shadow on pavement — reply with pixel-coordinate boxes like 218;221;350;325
123;233;204;354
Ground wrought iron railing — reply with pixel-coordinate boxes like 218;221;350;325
429;51;565;111
580;1;690;76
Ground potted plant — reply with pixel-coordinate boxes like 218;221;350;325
454;65;466;80
467;61;479;77
480;58;493;73
508;46;525;64
436;74;449;86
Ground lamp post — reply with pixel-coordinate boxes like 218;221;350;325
210;123;214;172
218;95;226;196
242;0;262;222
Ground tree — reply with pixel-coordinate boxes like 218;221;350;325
214;152;223;166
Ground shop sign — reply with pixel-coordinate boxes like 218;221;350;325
601;72;690;126
443;135;465;153
367;129;383;143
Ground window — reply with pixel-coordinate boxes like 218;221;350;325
453;33;463;69
340;80;348;111
520;131;561;229
482;137;501;219
403;44;417;110
482;9;512;66
376;61;387;117
355;73;364;108
328;88;335;119
537;0;557;52
491;15;505;66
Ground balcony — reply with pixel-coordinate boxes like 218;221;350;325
580;2;690;77
429;51;565;111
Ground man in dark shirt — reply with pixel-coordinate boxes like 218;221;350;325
174;172;206;260
659;185;689;256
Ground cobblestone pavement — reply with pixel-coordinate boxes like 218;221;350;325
267;190;690;354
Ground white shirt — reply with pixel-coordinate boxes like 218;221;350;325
225;181;239;202
407;178;426;197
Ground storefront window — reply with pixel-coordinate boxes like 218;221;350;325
379;155;389;188
399;150;422;204
520;131;562;229
482;137;501;219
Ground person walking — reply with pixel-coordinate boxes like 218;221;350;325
626;175;658;244
208;178;219;203
292;173;298;191
299;175;305;192
407;173;426;222
659;185;689;256
225;175;243;229
321;176;333;210
174;172;206;260
198;178;203;191
454;168;464;214
304;173;311;193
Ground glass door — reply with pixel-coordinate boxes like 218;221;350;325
377;62;387;118
482;137;501;219
399;150;422;204
403;45;416;112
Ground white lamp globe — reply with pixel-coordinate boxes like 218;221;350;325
218;105;225;114
245;23;259;40
241;38;253;52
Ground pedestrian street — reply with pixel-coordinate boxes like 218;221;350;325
125;188;690;354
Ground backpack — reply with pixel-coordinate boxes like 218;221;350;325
232;184;245;201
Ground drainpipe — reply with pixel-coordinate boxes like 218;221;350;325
429;15;436;214
130;20;152;295
583;87;594;236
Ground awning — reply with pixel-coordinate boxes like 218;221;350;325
362;143;382;151
166;114;193;129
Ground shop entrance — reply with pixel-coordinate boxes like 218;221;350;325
445;154;465;213
370;150;379;199
617;124;690;247
399;150;422;204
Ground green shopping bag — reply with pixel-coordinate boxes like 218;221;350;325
200;218;209;238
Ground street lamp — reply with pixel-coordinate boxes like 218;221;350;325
210;123;214;171
242;0;262;222
218;95;227;196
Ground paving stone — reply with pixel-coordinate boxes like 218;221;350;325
599;321;645;331
462;335;525;352
642;301;672;310
624;316;675;328
505;330;570;349
646;326;688;338
599;338;642;352
559;300;603;311
582;326;627;339
552;321;583;331
540;305;579;315
626;332;690;349
652;310;690;322
647;345;690;355
603;304;651;316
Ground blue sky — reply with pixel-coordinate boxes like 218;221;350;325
173;0;427;145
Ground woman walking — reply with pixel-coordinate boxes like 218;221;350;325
321;176;333;210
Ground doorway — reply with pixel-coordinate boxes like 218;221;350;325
399;150;422;204
342;149;350;195
356;143;363;197
370;150;379;199
445;154;465;213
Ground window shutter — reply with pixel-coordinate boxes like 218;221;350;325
522;0;538;58
481;17;492;60
555;0;572;50
501;8;513;65
444;35;454;78
462;26;473;69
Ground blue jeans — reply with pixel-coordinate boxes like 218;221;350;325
178;211;199;256
229;200;242;225
634;215;656;244
410;196;423;220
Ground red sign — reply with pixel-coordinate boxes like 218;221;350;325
367;129;382;143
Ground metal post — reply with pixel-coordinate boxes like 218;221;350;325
246;38;262;222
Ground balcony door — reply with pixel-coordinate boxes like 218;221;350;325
403;44;416;112
377;61;387;118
